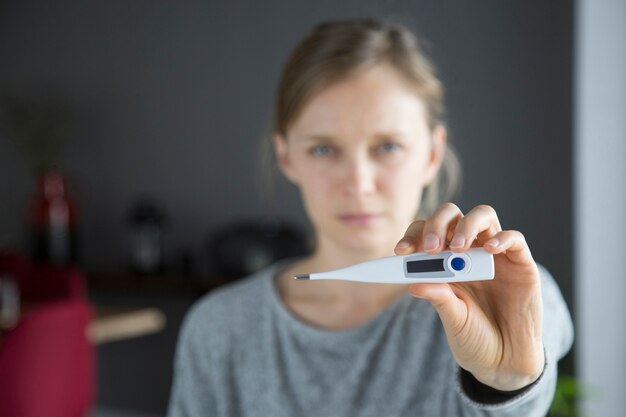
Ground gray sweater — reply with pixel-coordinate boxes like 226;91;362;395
168;261;573;417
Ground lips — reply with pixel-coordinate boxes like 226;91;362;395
337;213;383;226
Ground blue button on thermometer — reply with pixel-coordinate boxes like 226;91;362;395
451;257;466;271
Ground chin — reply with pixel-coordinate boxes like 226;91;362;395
338;234;396;257
316;217;404;256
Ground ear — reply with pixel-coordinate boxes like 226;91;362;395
273;133;298;184
421;125;447;186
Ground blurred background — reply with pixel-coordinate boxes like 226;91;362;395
0;1;623;416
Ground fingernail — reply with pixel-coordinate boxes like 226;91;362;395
423;234;439;251
449;233;466;248
395;241;411;251
485;238;500;248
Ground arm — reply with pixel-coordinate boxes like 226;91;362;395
167;302;218;417
396;203;574;415
453;263;573;415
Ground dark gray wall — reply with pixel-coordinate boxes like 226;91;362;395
0;1;573;414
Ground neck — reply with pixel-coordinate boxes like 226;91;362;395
280;235;408;306
313;233;396;269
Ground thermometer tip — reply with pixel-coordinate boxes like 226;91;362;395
294;274;310;280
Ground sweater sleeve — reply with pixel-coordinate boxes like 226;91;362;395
452;263;574;416
167;299;218;417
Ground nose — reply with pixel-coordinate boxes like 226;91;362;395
342;152;376;197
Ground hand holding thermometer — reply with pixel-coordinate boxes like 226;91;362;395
294;247;494;283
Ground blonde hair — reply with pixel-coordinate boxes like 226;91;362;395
260;18;461;218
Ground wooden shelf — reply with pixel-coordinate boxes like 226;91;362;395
89;306;167;344
3;303;167;345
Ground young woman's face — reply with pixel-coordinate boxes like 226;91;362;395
275;64;446;255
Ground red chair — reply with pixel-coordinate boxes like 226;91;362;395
0;298;95;417
0;251;95;417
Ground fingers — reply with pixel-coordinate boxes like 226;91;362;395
395;203;464;255
422;203;464;253
448;205;502;251
394;220;425;254
483;230;535;266
408;283;468;335
396;203;505;253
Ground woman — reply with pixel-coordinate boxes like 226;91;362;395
168;19;573;417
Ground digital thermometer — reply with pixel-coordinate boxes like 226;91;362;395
294;248;494;283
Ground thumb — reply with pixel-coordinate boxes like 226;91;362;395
409;283;468;335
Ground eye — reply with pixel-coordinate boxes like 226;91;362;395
375;142;401;154
309;145;335;157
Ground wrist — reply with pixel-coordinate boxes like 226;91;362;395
459;366;544;405
473;370;542;392
469;349;546;391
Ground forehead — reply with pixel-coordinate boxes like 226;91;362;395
289;65;428;136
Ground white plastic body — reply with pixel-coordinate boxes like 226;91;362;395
305;248;494;283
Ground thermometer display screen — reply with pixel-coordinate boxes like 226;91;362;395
406;258;445;273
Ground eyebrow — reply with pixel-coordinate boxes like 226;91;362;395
372;132;408;140
300;134;336;143
299;132;407;142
